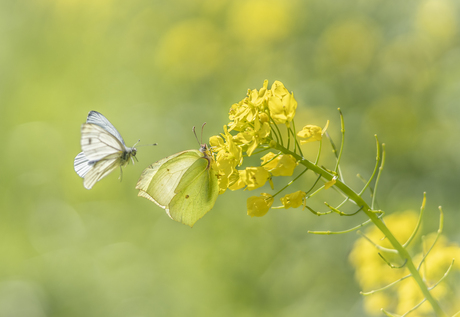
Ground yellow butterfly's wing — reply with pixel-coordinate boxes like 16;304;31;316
136;152;185;206
136;150;202;212
168;157;219;227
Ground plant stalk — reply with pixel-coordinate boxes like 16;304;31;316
272;143;447;317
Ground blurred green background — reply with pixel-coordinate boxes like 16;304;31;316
1;0;459;316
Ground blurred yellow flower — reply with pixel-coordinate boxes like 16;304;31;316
349;210;460;316
317;18;380;72
155;19;223;80
396;233;460;315
280;191;306;209
297;125;323;144
268;81;297;126
416;0;457;46
261;152;297;176
227;0;293;45
247;193;274;217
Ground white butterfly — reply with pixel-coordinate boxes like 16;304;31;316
74;111;138;189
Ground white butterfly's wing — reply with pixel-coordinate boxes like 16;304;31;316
74;151;94;178
81;123;126;162
83;158;121;189
75;111;138;189
86;111;125;144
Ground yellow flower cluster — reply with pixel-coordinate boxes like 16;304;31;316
210;80;298;193
210;80;324;218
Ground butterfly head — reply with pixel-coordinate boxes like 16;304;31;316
121;146;137;163
128;141;139;160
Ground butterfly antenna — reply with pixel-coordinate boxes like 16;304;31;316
133;139;141;147
193;126;201;146
200;122;206;144
137;143;158;147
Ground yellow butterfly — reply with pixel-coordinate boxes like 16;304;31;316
136;142;219;227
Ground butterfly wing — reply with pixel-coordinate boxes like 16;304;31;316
74;151;95;178
83;157;121;189
168;158;219;227
136;150;202;214
136;152;185;206
75;111;136;189
86;111;125;145
80;123;126;163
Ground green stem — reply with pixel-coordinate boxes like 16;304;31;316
271;142;447;317
372;143;386;210
315;139;323;165
271;121;284;147
272;167;309;198
292;120;304;157
335;108;345;176
286;125;291;151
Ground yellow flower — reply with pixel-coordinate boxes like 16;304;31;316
221;126;243;163
234;121;270;156
268;81;297;126
214;158;235;193
241;167;270;190
228;80;269;132
247;193;274;217
259;112;269;123
261;152;297;176
261;152;279;169
324;176;337;189
280;190;306;208
248;79;269;109
297;125;323;144
228;100;254;131
228;170;245;191
210;125;243;194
